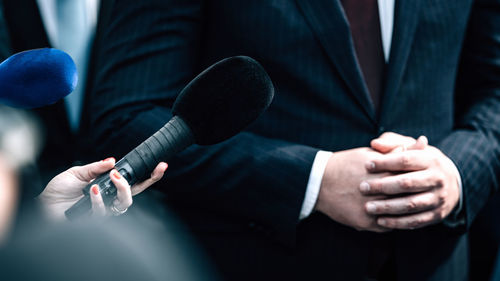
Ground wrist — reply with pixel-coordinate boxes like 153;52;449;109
314;153;337;213
301;151;331;219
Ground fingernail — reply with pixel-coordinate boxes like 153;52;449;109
366;202;376;213
378;218;387;226
103;157;115;162
112;170;121;180
360;181;370;192
365;162;375;170
163;163;168;172
91;185;99;195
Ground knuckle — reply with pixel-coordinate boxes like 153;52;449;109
381;219;393;228
399;178;413;190
401;155;411;168
406;200;418;212
370;181;381;192
435;175;445;188
358;218;374;230
434;211;443;221
432;155;441;166
381;203;390;212
370;160;381;171
407;219;421;229
67;167;79;174
437;192;447;205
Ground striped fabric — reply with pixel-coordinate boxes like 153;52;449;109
88;0;500;280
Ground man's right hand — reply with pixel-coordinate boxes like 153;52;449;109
314;147;391;232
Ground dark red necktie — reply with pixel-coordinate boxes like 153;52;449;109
340;0;385;111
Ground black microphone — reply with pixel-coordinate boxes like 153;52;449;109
0;48;77;108
65;56;274;220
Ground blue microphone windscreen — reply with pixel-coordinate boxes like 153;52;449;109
0;48;77;108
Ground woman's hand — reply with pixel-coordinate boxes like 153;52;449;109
38;157;167;221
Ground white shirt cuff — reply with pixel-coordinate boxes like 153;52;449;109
299;150;332;220
445;157;463;215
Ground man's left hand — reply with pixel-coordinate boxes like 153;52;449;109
361;133;460;230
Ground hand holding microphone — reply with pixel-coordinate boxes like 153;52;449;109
65;56;274;220
38;158;167;220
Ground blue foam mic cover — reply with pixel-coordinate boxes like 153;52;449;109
0;48;77;108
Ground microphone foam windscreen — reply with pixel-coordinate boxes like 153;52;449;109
0;48;77;108
172;56;274;145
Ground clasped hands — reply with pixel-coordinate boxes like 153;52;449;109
315;132;460;232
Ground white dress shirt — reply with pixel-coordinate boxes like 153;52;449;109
300;0;463;219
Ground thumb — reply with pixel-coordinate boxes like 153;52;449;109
391;135;428;153
371;132;416;153
69;157;116;182
408;135;428;150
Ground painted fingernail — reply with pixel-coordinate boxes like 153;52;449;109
378;218;387;226
365;162;375;170
103;157;115;162
112;170;121;180
366;202;376;213
91;185;99;195
360;181;370;192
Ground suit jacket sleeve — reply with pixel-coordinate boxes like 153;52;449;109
88;0;318;245
437;0;500;229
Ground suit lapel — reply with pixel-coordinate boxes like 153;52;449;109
295;0;376;124
0;1;13;59
2;0;50;51
379;1;422;124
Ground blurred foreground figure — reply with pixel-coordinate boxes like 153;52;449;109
0;106;216;281
0;105;41;242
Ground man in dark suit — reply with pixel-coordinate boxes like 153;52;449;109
0;0;112;191
88;0;500;280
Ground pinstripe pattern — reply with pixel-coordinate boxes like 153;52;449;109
88;0;500;279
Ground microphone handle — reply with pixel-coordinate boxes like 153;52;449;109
65;116;194;220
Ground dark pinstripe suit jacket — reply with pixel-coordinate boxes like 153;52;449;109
89;0;500;280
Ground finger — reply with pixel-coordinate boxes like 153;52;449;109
131;162;168;196
69;157;116;182
372;227;392;233
371;132;416;153
360;170;442;195
377;210;441;230
410;135;428;150
365;191;442;215
391;135;428;153
110;169;132;209
365;150;431;173
89;184;107;216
